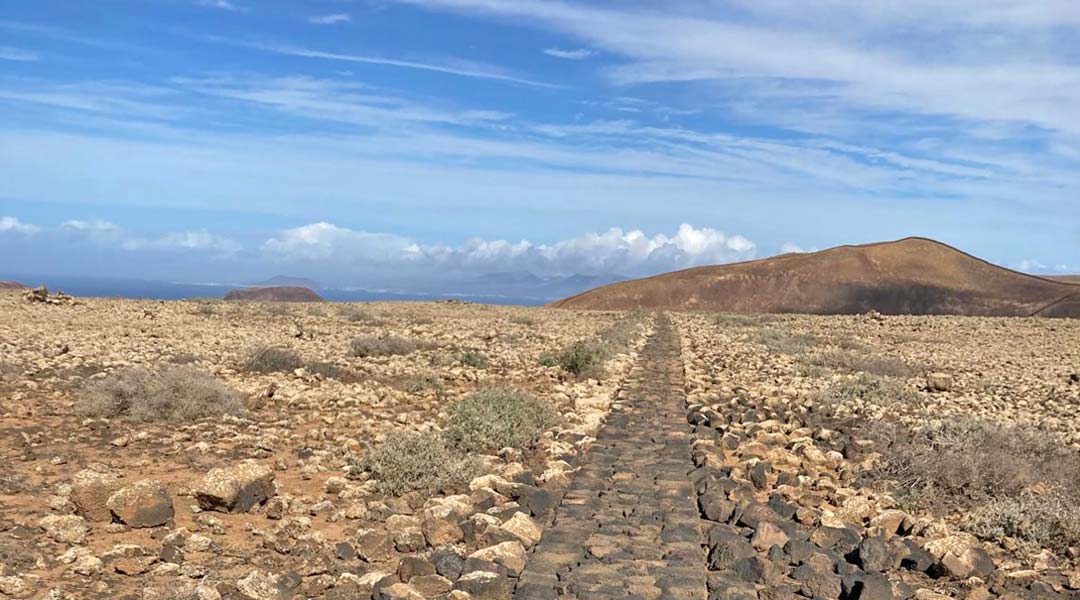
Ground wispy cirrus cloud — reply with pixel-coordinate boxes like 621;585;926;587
543;47;591;60
195;36;562;89
193;0;246;12
0;46;39;61
308;13;351;25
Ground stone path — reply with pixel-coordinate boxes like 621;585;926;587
514;316;706;600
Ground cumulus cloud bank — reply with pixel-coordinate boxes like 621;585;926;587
0;216;40;235
263;222;756;277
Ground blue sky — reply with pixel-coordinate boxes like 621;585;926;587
1;0;1078;287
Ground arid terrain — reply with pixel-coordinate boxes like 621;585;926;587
553;238;1080;318
2;288;1079;599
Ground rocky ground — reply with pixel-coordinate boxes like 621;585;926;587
0;291;647;599
2;290;1079;599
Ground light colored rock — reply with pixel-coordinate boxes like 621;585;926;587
468;541;527;577
106;479;173;528
499;512;542;548
195;461;274;513
70;469;121;522
39;514;89;544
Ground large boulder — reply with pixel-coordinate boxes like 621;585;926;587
195;461;275;513
71;468;122;522
106;479;174;528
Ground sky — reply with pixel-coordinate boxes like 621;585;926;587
1;0;1079;291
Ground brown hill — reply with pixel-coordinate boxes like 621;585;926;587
552;237;1080;317
224;286;324;302
0;280;27;292
1049;275;1080;285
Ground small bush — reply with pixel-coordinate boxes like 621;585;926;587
245;346;303;373
964;491;1080;553
443;388;557;453
77;366;243;422
403;374;443;394
307;361;345;379
350;335;418;358
816;375;916;412
263;303;290;317
755;329;819;354
808;351;917;378
866;419;1080;512
540;340;608;378
509;315;536;326
192;302;218;316
457;350;489;369
351;432;482;495
712;313;776;328
170;352;200;365
341;306;382;324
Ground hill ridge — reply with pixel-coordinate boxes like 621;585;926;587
551;237;1080;317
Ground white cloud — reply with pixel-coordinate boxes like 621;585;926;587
309;13;351;25
0;46;39;61
58;219;238;254
194;0;244;12
543;47;592;60
0;216;40;235
263;222;756;277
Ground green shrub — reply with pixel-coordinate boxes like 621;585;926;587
350;432;482;495
244;346;303;373
350;335;418;358
540;340;608;378
443;388;557;453
457;350;489;369
77;366;243;422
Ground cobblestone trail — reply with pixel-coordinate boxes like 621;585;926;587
514;315;706;599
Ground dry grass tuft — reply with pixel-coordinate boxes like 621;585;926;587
77;366;243;422
807;350;919;378
350;335;419;358
244;346;303;373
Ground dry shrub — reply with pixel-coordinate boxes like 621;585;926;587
712;313;777;328
816;375;916;413
169;352;200;365
306;361;345;379
263;303;290;317
245;346;303;373
341;306;382;324
807;350;918;378
964;491;1080;553
350;432;482;495
509;315;536;326
192;301;218;316
866;419;1080;515
350;335;418;358
443;388;557;453
402;373;443;394
540;340;608;378
755;329;819;355
77;366;243;422
457;350;489;369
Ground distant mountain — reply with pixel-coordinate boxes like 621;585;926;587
252;275;321;289
224;286;324;302
552;237;1080;318
1049;275;1080;285
448;272;625;301
0;280;26;292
